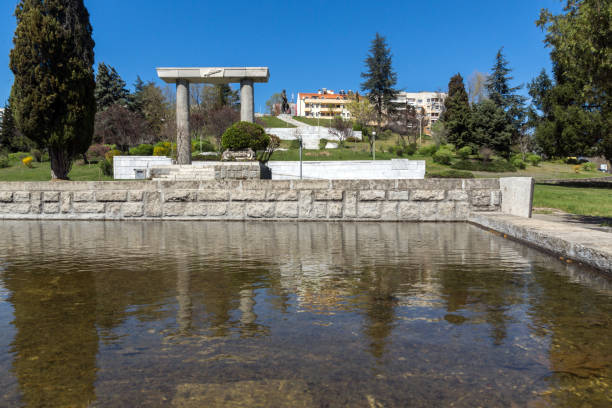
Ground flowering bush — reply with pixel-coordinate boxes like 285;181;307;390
22;156;33;168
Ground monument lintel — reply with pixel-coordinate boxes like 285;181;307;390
156;67;269;84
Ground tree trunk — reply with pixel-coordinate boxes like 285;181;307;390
49;147;72;180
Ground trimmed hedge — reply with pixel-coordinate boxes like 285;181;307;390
432;149;453;165
221;121;270;152
451;159;517;172
427;170;475;178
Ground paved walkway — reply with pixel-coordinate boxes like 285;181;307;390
533;210;612;233
277;114;310;127
469;212;612;274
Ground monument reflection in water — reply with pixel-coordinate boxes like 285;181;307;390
0;221;610;407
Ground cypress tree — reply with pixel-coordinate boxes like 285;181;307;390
95;62;129;111
10;0;96;179
0;99;17;151
442;74;472;148
361;33;398;128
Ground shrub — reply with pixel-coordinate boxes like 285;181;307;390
432;149;453;165
345;136;359;143
512;158;527;169
452;159;517;172
30;149;43;162
526;154;541;166
427;169;475;178
417;144;439;156
0;157;10;168
193;139;216;152
192;153;221;161
153;146;169;156
479;146;494;162
87;144;110;159
99;159;112;176
388;146;395;154
457;146;472;160
319;138;329;150
581;161;596;171
129;144;154;156
8;152;29;161
221;121;269;152
404;143;417;156
289;139;301;150
22;156;34;168
105;149;121;163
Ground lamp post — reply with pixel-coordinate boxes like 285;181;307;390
372;131;376;160
416;113;423;145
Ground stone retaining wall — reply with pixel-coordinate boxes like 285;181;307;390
0;179;513;221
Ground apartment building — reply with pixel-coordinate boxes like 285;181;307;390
392;91;447;133
296;89;353;119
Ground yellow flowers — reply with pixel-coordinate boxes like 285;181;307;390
153;146;168;156
22;156;33;168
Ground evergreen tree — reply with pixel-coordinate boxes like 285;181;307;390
470;100;514;157
95;62;129;111
214;84;239;109
361;33;398;129
128;75;146;112
10;0;96;179
486;48;527;142
442;74;472;148
0;99;17;151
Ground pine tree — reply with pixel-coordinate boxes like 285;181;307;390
470;99;514;157
361;33;397;129
442;74;472;148
10;0;96;179
0;99;17;150
128;76;146;112
95;62;129;111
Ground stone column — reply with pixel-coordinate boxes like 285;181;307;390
176;79;191;165
240;78;254;123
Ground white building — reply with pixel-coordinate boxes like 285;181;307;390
392;91;446;133
296;89;353;119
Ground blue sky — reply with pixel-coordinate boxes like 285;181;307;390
1;0;562;112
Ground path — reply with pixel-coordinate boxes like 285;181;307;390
276;114;309;127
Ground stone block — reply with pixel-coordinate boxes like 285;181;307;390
298;190;313;217
73;191;94;202
387;190;409;201
231;190;266;201
43;202;59;214
411;190;445;201
144;191;162;217
122;202;144;217
293;180;330;190
163;203;186;216
197;190;229;201
359;190;386;201
13;192;30;202
207;202;228;216
246;202;275;218
344;191;357;217
30;192;42;214
314;190;344;201
164;190;196;202
491;190;501;206
463;179;500;189
313;202;327;218
358;202;381;218
185;203;208;216
227;202;246;218
470;191;492;207
42;191;60;202
328;202;343;218
276;202;298;218
128;191;144;202
106;203;122;217
73;202;105;214
500;178;534;217
60;192;72;213
0;203;30;214
398;202;439;220
96;190;127;202
266;190;298;201
0;192;12;203
381;202;398;219
447;190;468;201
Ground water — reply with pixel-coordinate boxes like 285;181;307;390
0;220;610;407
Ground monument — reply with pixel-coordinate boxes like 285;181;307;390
281;89;290;114
156;67;270;164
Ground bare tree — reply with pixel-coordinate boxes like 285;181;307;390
94;104;150;151
329;116;353;146
468;70;489;105
205;106;240;149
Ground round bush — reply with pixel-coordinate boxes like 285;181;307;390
129;144;154;156
99;159;113;176
221;122;270;152
319;138;329;150
105;149;121;163
581;161;595;171
526;154;541;166
457;146;472;160
404;143;417;156
432;149;452;165
417;144;439;156
512;158;527;169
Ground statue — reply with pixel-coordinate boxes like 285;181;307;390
281;90;290;114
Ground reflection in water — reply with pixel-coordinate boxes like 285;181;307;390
0;220;610;407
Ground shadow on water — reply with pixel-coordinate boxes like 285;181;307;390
0;221;610;407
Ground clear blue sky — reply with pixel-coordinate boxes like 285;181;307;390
1;0;562;112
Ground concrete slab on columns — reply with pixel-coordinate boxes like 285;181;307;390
156;67;269;84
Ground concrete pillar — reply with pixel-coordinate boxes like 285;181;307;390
176;79;191;164
240;78;254;123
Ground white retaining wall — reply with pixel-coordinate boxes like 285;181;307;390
266;127;363;149
114;156;173;180
268;160;426;180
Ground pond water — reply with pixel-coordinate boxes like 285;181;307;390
0;221;610;407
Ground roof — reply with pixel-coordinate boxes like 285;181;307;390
298;92;349;100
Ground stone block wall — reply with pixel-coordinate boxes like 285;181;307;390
0;178;513;221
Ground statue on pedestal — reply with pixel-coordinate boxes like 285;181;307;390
281;90;290;114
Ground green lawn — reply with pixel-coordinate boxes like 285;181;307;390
533;184;612;217
258;116;296;128
291;116;335;127
0;161;112;181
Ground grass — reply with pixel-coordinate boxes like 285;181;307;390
0;160;112;181
533;184;612;217
258;116;296;128
291;116;335;127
